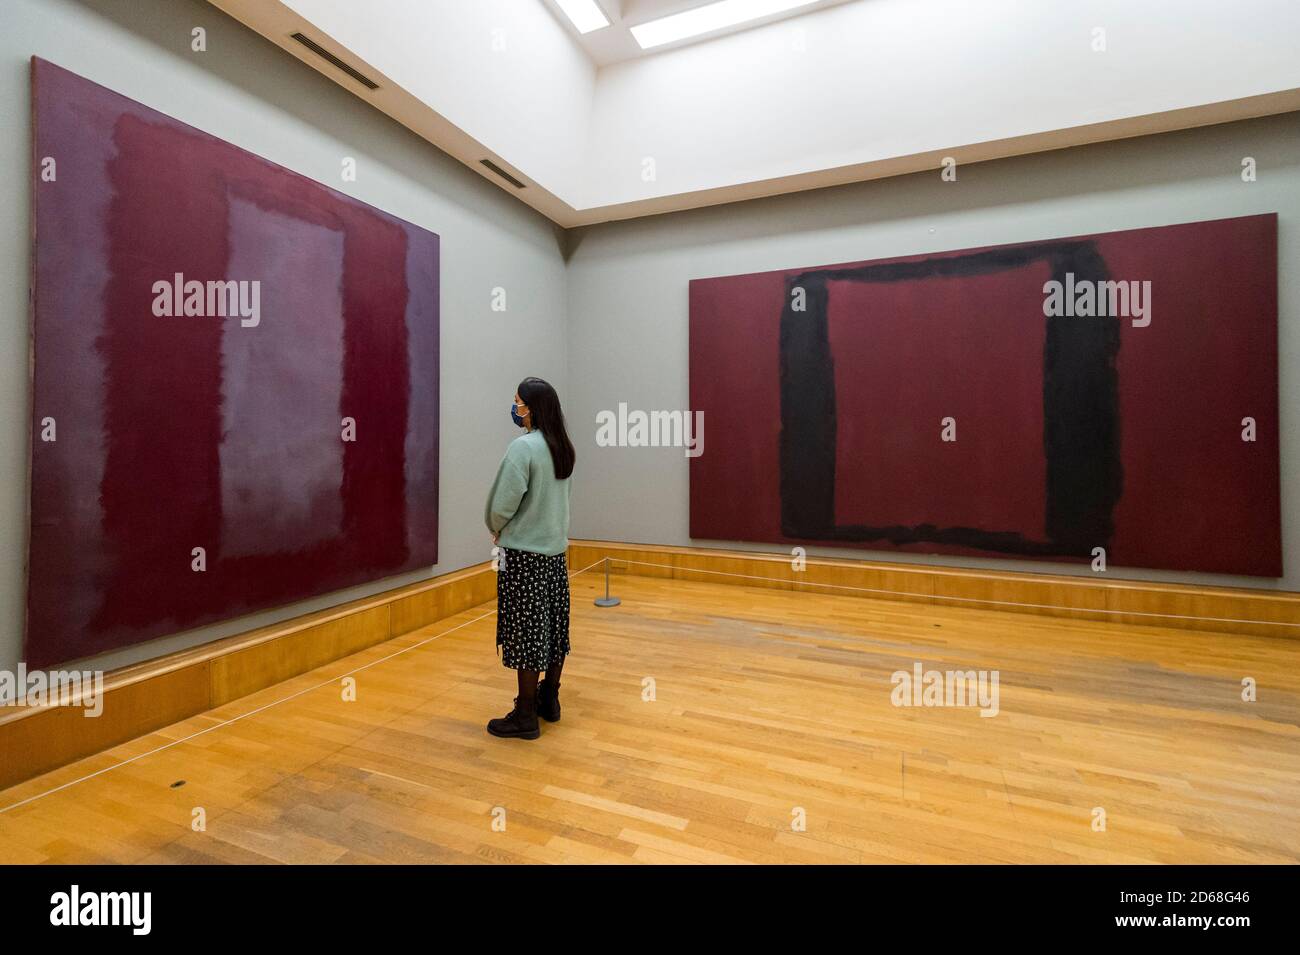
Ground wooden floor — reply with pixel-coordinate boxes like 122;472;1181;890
2;571;1298;864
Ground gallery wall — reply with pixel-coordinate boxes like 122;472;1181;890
0;0;568;675
583;0;1300;209
566;112;1300;593
276;0;597;204
4;1;1298;680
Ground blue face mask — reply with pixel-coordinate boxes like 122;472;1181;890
511;402;525;428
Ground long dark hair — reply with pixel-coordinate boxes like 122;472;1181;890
518;377;575;480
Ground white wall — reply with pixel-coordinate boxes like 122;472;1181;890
239;1;1300;215
3;0;1297;680
581;0;1300;207
281;0;597;201
565;111;1300;591
0;0;568;675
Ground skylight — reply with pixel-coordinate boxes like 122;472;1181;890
554;0;610;34
630;0;820;49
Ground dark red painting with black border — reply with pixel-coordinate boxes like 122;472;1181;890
28;59;440;667
688;214;1280;578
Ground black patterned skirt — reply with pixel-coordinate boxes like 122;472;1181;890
496;547;571;670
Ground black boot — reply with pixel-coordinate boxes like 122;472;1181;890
487;696;540;739
537;680;561;723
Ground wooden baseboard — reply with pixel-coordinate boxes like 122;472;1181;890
568;539;1300;639
0;562;496;792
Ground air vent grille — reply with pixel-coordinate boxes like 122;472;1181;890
289;32;379;90
479;159;527;189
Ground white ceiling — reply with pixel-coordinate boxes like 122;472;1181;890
206;0;1300;228
540;0;859;66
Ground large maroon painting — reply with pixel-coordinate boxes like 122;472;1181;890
689;214;1280;577
28;59;440;667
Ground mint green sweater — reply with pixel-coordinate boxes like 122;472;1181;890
485;430;571;556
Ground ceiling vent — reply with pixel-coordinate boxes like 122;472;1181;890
289;32;379;90
479;159;527;189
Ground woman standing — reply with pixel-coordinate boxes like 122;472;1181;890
484;377;575;740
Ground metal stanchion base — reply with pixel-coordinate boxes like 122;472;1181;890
593;557;621;607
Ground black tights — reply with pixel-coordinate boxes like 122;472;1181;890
515;658;564;711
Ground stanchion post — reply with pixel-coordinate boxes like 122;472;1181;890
594;556;621;607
